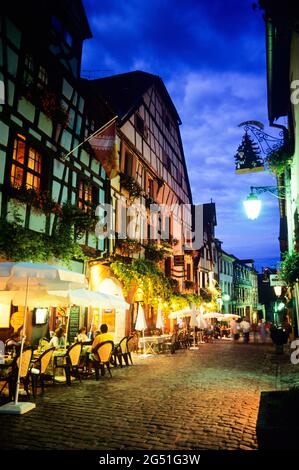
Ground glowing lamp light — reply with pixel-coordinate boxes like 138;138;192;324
243;192;262;220
273;285;282;297
277;302;285;311
223;294;230;302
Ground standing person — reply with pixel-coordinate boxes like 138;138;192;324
230;319;240;341
251;322;258;343
258;319;267;343
282;316;293;345
240;317;251;343
170;324;179;354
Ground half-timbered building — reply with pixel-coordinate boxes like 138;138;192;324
91;71;194;330
0;0;121;343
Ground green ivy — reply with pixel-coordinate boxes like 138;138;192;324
61;203;97;240
266;142;293;176
119;173;143;199
144;243;166;262
110;258;172;304
114;238;143;257
0;217;87;266
280;252;299;286
9;186;62;215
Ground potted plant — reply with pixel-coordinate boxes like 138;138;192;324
266;141;293;176
269;324;289;354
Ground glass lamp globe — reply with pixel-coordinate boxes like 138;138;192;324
243;192;262;220
273;285;282;297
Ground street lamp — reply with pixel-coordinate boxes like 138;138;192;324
243;185;289;220
243;191;262;220
273;285;282;297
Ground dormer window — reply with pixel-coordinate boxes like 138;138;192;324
51;15;73;48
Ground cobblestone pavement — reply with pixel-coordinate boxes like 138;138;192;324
0;340;295;451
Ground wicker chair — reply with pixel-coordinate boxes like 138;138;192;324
114;336;129;367
54;343;82;385
92;341;114;380
126;336;136;365
0;348;33;401
30;347;55;397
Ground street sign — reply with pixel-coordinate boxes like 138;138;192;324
270;274;286;287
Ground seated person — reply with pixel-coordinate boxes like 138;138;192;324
76;327;89;343
88;324;114;371
49;327;65;349
5;332;22;348
91;324;114;353
5;328;24;352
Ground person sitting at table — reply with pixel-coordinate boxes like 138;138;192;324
76;327;89;343
49;327;65;349
91;324;113;352
88;324;114;372
5;327;24;353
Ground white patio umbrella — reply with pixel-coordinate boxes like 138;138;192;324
197;311;208;343
218;313;240;321
0;290;68;307
168;307;192;319
48;289;113;308
0;262;86;415
156;304;164;333
203;312;222;319
135;303;148;356
197;313;208;330
189;305;199;350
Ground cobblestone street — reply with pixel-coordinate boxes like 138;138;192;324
0;340;296;450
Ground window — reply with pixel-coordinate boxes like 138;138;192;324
124;152;133;176
37;66;48;88
177;170;182;185
162;150;171;172
23;53;34;85
10;134;42;190
51;16;63;33
78;180;92;211
135;114;145;136
186;264;191;281
147;177;154;198
51;16;72;48
136;160;143;186
64;31;73;48
165;257;171;277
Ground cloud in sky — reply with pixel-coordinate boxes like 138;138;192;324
82;0;281;264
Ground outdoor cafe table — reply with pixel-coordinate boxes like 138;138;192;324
138;334;172;354
0;355;14;370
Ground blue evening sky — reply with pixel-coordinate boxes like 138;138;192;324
81;0;282;271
